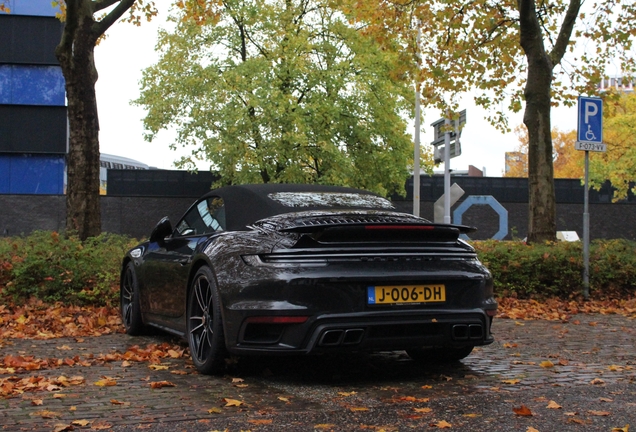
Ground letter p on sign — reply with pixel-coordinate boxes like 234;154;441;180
585;102;598;123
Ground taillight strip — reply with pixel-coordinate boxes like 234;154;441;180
364;225;435;230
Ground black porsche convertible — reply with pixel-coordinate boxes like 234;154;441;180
120;184;496;374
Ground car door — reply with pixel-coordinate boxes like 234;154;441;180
144;197;226;318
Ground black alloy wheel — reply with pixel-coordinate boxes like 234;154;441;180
187;266;227;375
406;345;474;363
120;261;145;335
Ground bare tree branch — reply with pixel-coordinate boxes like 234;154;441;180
550;0;581;66
94;0;120;12
93;0;136;36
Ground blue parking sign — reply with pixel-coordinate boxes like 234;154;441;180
577;96;603;143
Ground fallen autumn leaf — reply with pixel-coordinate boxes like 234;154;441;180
93;377;117;387
149;381;176;389
247;419;273;425
588;410;610;416
414;407;432;413
513;405;533;416
223;398;243;407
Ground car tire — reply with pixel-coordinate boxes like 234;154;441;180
187;266;227;375
406;346;474;363
120;261;145;335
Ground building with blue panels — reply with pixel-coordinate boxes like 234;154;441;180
0;0;62;16
0;0;66;194
0;65;66;105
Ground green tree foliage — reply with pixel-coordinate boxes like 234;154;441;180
589;91;636;201
135;0;418;196
344;0;636;242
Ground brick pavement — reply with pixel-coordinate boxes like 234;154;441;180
1;314;635;431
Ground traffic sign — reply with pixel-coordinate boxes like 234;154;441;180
431;109;466;147
576;96;604;299
577;96;603;144
434;140;461;163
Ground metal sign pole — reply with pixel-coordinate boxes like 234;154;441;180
431;109;465;220
412;24;422;217
583;150;590;299
444;115;451;224
413;84;420;217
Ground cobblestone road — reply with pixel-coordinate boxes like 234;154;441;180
1;314;635;431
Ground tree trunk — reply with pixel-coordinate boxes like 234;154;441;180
53;0;141;240
518;0;556;243
56;2;101;240
523;59;556;243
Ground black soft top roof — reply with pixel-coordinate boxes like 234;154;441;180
201;184;387;231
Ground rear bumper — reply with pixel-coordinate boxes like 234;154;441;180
226;308;494;355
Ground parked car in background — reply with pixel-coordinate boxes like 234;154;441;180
120;184;497;374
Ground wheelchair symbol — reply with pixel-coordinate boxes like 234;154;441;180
585;125;597;141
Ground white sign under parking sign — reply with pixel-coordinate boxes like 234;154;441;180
575;141;607;152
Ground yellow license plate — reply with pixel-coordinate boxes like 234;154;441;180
367;285;446;305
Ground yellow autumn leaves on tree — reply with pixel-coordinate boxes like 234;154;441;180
504;126;584;179
504;92;636;203
589;92;636;201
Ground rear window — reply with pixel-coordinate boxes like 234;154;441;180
268;192;394;209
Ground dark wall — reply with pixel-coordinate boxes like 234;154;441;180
107;170;219;197
2;172;635;240
2;192;636;241
0;195;194;239
0;105;68;153
100;196;196;239
403;176;627;204
0;15;63;65
0;194;65;236
392;199;636;241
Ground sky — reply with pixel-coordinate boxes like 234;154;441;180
93;7;580;177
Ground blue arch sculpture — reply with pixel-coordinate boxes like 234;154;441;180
453;195;508;240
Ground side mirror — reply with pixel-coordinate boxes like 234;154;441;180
149;217;172;246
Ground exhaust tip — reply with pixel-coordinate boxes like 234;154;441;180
319;329;344;346
452;324;468;340
319;328;365;346
469;324;483;339
343;329;364;345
